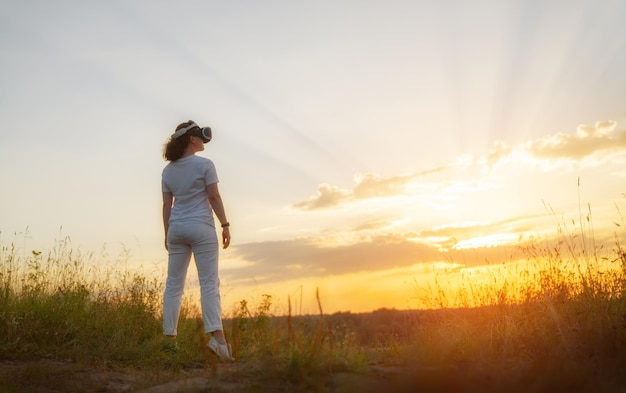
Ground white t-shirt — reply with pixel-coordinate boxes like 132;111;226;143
162;155;219;226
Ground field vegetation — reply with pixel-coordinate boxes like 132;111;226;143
1;205;626;392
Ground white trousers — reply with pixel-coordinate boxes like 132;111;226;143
163;222;223;336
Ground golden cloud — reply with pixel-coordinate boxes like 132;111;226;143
235;120;626;286
291;183;349;210
527;121;624;159
226;223;617;285
228;234;442;284
292;120;625;213
226;216;534;284
483;121;626;170
227;206;620;285
292;167;445;210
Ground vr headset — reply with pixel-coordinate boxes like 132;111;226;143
171;121;212;143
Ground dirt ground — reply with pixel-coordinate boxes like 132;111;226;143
8;356;607;393
0;359;405;393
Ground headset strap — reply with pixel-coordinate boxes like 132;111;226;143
171;121;199;139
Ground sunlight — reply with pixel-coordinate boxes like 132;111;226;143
453;233;518;250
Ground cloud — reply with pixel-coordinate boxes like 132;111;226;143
292;167;446;210
293;120;626;212
227;224;599;285
528;121;625;159
228;197;621;286
228;234;442;284
229;120;626;287
226;213;557;285
291;183;349;210
484;121;626;170
352;173;415;198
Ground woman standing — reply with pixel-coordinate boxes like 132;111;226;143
161;120;233;361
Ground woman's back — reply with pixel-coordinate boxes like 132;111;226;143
162;155;218;225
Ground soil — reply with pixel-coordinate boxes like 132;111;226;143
0;359;403;393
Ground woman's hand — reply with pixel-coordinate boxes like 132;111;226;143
222;227;231;249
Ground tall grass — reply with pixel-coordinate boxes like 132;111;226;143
229;290;366;387
387;203;626;392
1;201;626;392
0;231;363;391
0;233;164;364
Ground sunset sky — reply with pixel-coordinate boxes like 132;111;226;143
1;0;625;314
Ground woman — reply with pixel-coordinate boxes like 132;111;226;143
161;120;233;361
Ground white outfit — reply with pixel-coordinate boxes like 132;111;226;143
161;155;222;335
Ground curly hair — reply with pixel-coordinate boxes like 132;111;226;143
163;121;197;161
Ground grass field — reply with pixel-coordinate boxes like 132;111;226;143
1;210;626;392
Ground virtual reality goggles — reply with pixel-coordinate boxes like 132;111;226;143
171;121;212;143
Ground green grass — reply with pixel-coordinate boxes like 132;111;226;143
0;234;366;391
1;206;626;392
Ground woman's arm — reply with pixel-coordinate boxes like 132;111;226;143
162;191;173;250
206;182;231;249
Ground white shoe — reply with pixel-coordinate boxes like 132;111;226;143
208;336;234;361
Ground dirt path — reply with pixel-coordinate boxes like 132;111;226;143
0;359;405;393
